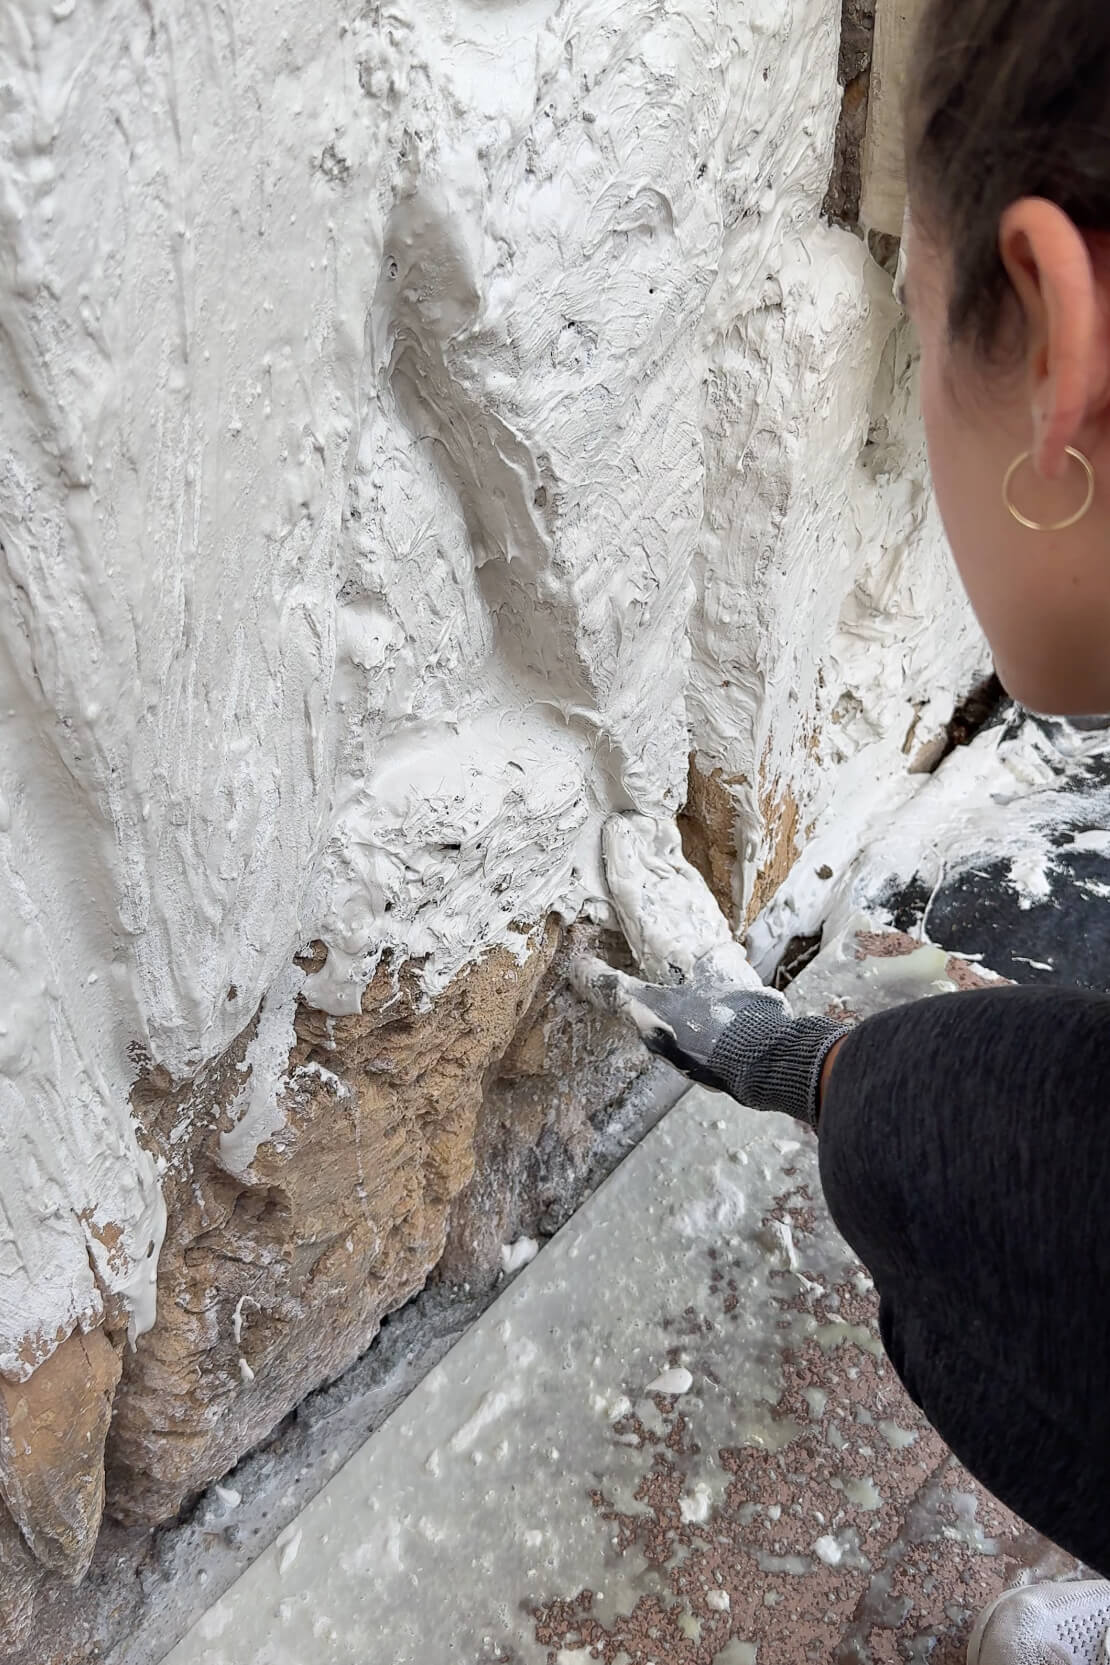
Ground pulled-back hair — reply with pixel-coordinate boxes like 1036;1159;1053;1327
907;0;1110;352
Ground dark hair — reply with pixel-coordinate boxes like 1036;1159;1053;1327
907;0;1110;353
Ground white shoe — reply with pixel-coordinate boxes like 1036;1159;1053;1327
968;1581;1110;1664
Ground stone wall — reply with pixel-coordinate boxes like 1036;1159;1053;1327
1;921;663;1662
0;0;984;1654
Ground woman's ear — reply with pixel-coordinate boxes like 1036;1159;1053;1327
999;198;1106;479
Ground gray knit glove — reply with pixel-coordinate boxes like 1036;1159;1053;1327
572;959;851;1128
707;999;852;1127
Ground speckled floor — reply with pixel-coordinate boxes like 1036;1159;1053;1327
162;938;1079;1665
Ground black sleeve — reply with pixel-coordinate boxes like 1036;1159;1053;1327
817;985;1110;1571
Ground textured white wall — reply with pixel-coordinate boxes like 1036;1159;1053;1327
0;0;982;1376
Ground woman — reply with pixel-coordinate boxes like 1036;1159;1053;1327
605;1;1110;1658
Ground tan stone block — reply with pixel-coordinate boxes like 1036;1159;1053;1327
106;927;563;1526
747;782;802;927
678;758;747;927
0;1503;44;1658
438;926;653;1285
0;1328;121;1581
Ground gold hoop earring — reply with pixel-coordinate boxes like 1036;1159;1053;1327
1003;446;1096;532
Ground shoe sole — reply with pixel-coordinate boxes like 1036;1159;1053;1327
967;1587;1025;1665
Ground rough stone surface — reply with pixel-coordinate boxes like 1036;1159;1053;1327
0;914;662;1655
839;0;879;80
678;756;812;935
678;761;747;929
105;926;568;1528
0;1061;681;1665
0;1501;49;1657
0;1327;122;1582
748;749;813;929
823;0;877;228
438;928;655;1288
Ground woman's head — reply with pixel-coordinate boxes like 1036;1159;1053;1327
905;0;1110;713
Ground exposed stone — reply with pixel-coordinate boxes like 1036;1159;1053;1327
0;1506;46;1657
0;913;662;1658
839;0;877;81
0;1327;121;1581
105;925;567;1526
747;781;804;929
0;1063;677;1665
678;752;809;937
823;0;876;228
437;927;654;1287
678;759;746;929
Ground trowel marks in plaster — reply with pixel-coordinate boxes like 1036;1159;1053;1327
0;0;982;1371
303;0;734;1015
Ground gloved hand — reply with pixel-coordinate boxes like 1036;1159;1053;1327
571;956;851;1128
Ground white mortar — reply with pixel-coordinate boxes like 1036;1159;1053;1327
0;0;982;1372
